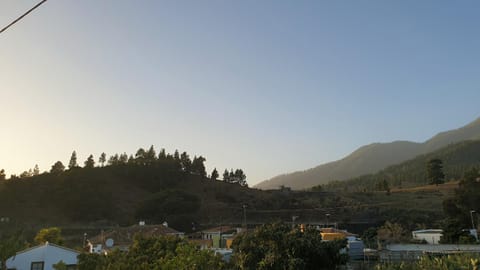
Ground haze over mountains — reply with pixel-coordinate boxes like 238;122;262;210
255;117;480;190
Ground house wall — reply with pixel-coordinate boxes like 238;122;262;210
6;244;78;270
412;232;442;244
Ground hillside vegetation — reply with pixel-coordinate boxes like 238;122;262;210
256;117;480;190
323;139;480;192
0;148;276;232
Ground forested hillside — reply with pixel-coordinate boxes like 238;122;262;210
0;147;269;232
257;117;480;190
323;140;480;192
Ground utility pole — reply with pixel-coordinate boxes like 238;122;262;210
326;214;330;228
470;210;477;230
471;210;478;241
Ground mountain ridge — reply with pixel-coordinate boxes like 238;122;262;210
255;117;480;190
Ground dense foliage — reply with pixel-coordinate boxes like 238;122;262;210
0;228;28;270
231;223;347;270
375;254;480;270
34;227;64;245
0;146;254;230
78;235;226;270
441;167;480;243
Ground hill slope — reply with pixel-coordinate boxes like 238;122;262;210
0;164;278;232
256;117;480;190
325;139;480;191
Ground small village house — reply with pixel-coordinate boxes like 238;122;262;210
411;229;443;244
5;242;79;270
88;222;184;253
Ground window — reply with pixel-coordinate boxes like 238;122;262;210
31;262;44;270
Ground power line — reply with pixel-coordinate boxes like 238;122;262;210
0;0;48;35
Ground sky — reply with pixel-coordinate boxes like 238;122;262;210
1;1;480;186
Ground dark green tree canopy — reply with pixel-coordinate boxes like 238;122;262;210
50;161;65;174
34;227;64;245
210;168;219;180
191;156;207;177
78;235;225;270
84;155;95;168
68;151;78;169
98;152;106;167
232;222;347;270
427;158;445;185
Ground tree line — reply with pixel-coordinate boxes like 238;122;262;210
1;146;247;187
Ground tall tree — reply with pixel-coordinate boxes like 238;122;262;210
98;152;106;167
191;156;207;177
173;150;180;162
0;169;5;181
210;168;219;180
158;148;167;160
84;155;95;168
223;169;230;182
34;227;64;245
33;164;40;176
50;161;65;174
68;151;78;169
427;158;445;185
234;169;247;186
119;153;128;164
180;152;192;173
0;230;28;268
108;154;119;166
135;148;146;165
145;145;157;165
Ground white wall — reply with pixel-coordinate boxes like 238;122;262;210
412;232;442;244
6;243;79;270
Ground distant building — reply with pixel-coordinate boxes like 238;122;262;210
412;229;443;244
88;223;184;253
6;242;79;270
319;227;364;260
189;226;239;249
202;226;238;249
379;244;480;262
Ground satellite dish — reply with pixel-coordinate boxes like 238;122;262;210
105;238;114;248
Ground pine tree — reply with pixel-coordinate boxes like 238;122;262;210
223;169;230;182
211;168;219;180
33;164;40;176
0;169;6;181
68;151;78;169
50;161;65;174
427;158;445;186
191;156;207;177
135;148;146;165
145;145;157;165
119;153;128;164
158;148;167;160
99;152;106;167
180;152;192;173
84;155;95;168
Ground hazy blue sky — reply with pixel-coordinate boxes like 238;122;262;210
1;1;479;186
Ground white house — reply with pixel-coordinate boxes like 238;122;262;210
412;229;443;244
6;242;79;270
